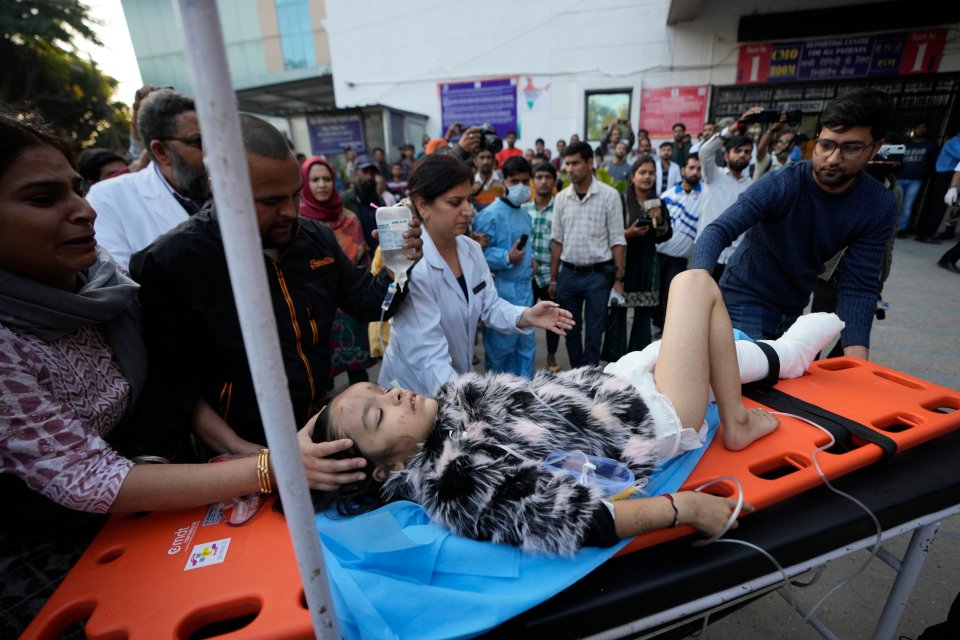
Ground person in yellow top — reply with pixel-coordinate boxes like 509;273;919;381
368;246;391;358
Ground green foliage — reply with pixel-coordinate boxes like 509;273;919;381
595;166;627;194
1;0;130;151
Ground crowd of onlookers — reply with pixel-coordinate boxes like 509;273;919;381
39;82;960;401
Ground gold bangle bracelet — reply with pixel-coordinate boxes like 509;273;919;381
257;448;272;494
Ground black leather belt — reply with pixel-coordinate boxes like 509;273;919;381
561;260;614;273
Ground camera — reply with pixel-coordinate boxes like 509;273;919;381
872;144;905;164
475;123;503;154
740;109;803;127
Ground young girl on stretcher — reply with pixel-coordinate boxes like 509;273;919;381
310;270;845;556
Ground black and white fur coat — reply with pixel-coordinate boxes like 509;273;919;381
380;366;659;556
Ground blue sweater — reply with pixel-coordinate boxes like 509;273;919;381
690;161;896;349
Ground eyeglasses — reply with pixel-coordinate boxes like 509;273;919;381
161;136;203;150
813;138;873;160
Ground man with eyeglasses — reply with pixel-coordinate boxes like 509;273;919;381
691;89;897;361
87;89;211;268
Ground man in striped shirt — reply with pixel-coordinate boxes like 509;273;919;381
523;161;559;371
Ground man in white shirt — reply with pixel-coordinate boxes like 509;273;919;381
549;142;627;367
86;89;210;268
655;142;682;195
693;108;757;280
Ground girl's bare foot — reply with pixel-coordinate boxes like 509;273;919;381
722;407;779;451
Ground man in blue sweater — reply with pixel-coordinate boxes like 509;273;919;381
690;89;897;359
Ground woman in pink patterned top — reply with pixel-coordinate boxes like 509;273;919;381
0;108;366;635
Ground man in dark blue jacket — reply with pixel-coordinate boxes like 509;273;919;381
691;89;897;360
131;115;422;460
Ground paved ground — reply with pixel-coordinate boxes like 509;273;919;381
342;234;960;639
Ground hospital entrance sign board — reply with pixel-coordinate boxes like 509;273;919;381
736;29;946;84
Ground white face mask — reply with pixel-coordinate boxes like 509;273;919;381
506;183;531;206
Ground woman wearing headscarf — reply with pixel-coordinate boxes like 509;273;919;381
300;157;374;386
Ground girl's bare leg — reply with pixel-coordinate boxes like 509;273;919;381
653;270;778;451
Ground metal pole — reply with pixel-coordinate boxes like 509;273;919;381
173;1;339;637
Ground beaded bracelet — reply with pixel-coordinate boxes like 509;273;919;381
663;493;679;528
257;448;272;494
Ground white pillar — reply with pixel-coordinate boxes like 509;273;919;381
173;1;339;637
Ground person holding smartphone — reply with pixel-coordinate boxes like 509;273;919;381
473;156;538;376
602;155;672;361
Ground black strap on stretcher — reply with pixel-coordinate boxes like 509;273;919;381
742;342;898;459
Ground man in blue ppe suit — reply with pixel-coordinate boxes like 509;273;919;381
474;156;536;376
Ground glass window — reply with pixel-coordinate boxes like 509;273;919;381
585;91;632;141
274;0;316;70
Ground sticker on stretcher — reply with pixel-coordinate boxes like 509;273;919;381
185;538;231;571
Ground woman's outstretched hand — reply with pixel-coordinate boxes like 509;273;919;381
297;416;369;491
520;301;575;336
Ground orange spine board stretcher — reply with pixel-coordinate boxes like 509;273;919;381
23;358;960;640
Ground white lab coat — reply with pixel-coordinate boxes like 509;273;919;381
87;163;190;268
379;228;530;395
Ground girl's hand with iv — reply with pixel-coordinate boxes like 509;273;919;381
612;491;752;539
678;491;754;537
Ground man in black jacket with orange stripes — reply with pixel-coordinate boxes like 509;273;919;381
129;115;422;477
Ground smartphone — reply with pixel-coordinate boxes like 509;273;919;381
517;233;529;250
740;110;782;124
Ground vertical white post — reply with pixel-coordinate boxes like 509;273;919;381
172;1;339;637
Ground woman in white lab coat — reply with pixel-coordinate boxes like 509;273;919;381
379;154;572;395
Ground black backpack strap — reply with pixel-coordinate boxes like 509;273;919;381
741;384;898;459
